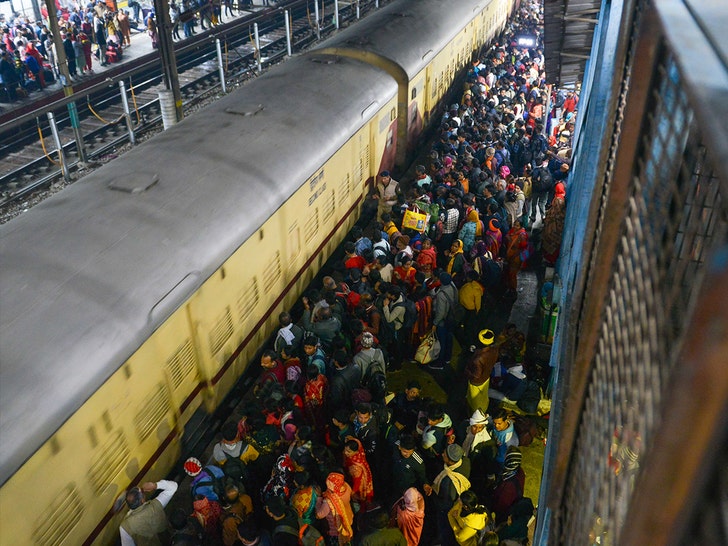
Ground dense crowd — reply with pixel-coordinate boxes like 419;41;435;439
0;0;255;101
118;1;575;545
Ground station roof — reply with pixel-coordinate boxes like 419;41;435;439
544;0;601;87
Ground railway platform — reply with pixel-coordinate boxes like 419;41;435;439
0;3;265;117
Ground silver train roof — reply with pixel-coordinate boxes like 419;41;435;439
0;53;397;485
315;0;492;78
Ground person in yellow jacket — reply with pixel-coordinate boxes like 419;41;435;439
459;270;484;350
448;489;491;546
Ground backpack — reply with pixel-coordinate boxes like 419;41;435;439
299;522;324;546
516;380;541;415
531;167;553;193
190;465;226;502
222;454;250;488
370;402;393;438
530;134;547;163
441;286;465;325
394;299;418;330
513;415;539;447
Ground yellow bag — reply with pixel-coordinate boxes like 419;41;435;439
401;209;429;233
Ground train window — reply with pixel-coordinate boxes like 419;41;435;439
390;107;396;121
88;431;130;494
323;190;336;221
411;87;417;100
339;174;351;207
165;339;198;390
134;384;171;443
102;411;113;432
387;128;395;149
123;364;132;379
88;426;98;449
237;278;260;325
360;146;370;184
259;229;264;240
33;484;85;546
208;307;234;355
49;436;61;455
305;210;320;242
288;223;301;261
220;267;226;280
263;251;283;294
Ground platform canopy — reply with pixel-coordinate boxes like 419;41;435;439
543;0;601;87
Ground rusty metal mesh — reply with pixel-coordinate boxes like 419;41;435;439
559;49;728;545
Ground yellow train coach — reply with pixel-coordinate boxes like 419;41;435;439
0;52;397;545
0;0;516;543
315;0;515;169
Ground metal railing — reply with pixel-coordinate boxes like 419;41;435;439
541;0;728;544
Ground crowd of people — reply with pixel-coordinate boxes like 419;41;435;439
0;0;261;102
118;1;576;545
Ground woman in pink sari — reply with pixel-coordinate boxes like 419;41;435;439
393;487;425;546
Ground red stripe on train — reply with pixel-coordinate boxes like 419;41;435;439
84;194;364;544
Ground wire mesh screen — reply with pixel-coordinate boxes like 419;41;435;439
559;48;728;545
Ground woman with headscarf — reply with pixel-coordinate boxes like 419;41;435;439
192;493;223;542
393;487;425;546
448;489;490;546
342;438;374;508
504;219;529;293
446;239;467;286
290;471;319;525
439;155;455;177
315;472;354;545
490;447;526;524
484;219;502;259
262;454;296;503
458;210;483;255
541;181;567;266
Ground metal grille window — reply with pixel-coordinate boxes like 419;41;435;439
323;189;336;220
288;222;301;261
133;384;171;443
339;174;351;207
88;431;130;494
237;278;260;326
208;306;234;355
263;251;282;294
165;339;197;390
560;50;728;545
360;145;370;184
33;484;84;546
305;210;319;242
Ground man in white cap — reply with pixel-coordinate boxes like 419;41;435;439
459;409;498;498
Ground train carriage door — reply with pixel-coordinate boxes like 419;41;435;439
424;64;433;126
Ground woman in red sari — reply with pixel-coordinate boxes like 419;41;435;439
343;438;374;507
316;472;355;545
504;219;529;293
484;219;502;259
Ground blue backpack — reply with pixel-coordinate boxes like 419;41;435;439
190;465;226;502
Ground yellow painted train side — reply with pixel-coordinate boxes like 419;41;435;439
0;93;397;546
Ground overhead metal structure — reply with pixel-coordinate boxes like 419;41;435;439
543;0;601;87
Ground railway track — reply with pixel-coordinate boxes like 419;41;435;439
0;0;382;211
